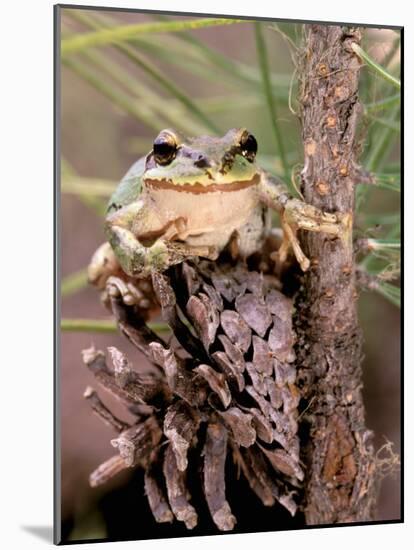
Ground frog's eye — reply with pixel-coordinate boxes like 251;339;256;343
153;132;177;166
240;132;258;162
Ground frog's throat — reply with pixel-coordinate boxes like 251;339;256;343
144;174;260;194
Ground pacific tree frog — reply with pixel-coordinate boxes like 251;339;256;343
89;128;344;297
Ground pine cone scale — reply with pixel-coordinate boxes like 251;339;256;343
83;254;303;531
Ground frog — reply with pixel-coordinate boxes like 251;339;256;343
88;128;345;302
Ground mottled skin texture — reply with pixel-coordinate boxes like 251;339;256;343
88;128;344;290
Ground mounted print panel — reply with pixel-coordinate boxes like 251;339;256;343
55;4;402;545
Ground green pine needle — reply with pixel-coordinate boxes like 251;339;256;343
351;43;400;90
255;23;289;181
65;11;220;134
61;318;171;333
61;17;246;55
61;269;89;297
376;282;401;307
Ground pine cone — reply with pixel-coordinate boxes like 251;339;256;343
83;252;303;532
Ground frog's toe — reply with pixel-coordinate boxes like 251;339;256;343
88;242;120;289
284;199;341;236
106;276;145;306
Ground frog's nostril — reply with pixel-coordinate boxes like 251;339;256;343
194;155;210;169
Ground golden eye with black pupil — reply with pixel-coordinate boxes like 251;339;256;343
240;132;257;162
153;132;177;166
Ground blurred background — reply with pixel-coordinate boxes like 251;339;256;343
59;7;401;542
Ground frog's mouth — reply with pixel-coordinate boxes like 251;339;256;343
144;173;260;194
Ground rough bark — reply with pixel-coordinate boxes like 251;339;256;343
296;25;378;524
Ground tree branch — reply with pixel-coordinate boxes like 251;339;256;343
296;25;378;524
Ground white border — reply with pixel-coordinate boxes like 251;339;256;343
2;0;410;548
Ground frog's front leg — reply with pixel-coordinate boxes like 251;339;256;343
105;201;217;278
87;242;154;307
258;171;345;271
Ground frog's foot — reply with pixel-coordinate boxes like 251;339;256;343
146;240;219;275
283;198;341;235
105;276;152;308
279;199;345;271
107;225;218;278
88;242;122;289
275;219;310;271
